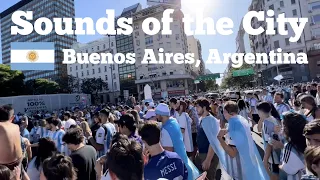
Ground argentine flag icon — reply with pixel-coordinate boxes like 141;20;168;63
10;42;55;70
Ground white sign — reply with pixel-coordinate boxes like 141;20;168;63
144;84;153;101
0;94;91;114
124;90;129;100
274;75;284;81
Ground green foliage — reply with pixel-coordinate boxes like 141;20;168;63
25;78;60;94
221;64;255;89
55;75;80;93
81;77;108;95
0;64;25;96
205;80;219;91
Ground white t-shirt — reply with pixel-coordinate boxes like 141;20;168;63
249;98;258;114
160;128;173;148
64;119;76;131
27;157;41;180
281;143;306;180
176;112;193;152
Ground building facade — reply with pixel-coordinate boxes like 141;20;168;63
133;4;195;100
187;36;205;75
249;0;311;85
67;36;120;103
0;0;76;81
116;4;142;100
305;0;320;80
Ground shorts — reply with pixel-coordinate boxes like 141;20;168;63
252;114;260;124
192;133;198;148
269;163;280;174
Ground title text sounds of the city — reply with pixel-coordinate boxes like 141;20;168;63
11;9;307;42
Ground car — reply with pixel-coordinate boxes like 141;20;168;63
205;92;220;99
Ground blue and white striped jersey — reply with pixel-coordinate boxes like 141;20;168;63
281;143;306;180
49;129;65;153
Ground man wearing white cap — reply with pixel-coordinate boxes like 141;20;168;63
155;103;199;180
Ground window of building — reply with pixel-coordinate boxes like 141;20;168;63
312;15;320;24
81;64;83;69
112;64;115;70
113;73;116;79
269;5;274;10
81;72;84;77
285;38;290;46
105;75;108;80
145;37;153;45
274;40;280;49
136;40;140;46
302;76;308;81
135;31;139;37
111;42;114;47
310;2;320;10
292;9;297;16
280;1;284;7
86;64;89;68
105;66;107;72
97;46;100;51
166;35;170;38
299;49;304;53
98;67;101;73
76;66;78;70
87;70;89;75
70;67;72;72
297;38;302;43
285;24;288;30
76;72;78;77
103;44;106;49
114;82;117;90
92;69;95;74
175;34;179;40
291;0;296;4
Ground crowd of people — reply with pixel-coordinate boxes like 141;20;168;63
0;83;320;180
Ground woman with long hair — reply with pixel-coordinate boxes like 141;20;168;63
27;138;57;180
280;112;307;179
257;102;281;180
300;95;320;121
238;99;250;124
176;101;193;158
80;121;92;144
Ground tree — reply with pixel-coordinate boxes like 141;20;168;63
221;64;254;89
205;80;219;91
25;79;60;95
0;64;25;97
81;77;108;95
56;75;80;93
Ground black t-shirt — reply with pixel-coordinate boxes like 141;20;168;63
70;145;97;180
310;90;317;98
90;123;100;140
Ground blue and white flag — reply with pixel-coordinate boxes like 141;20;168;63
10;42;55;70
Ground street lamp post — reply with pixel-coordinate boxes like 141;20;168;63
107;35;115;104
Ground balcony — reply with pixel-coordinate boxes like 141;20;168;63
135;74;194;84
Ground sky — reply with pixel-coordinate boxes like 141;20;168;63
0;0;252;84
